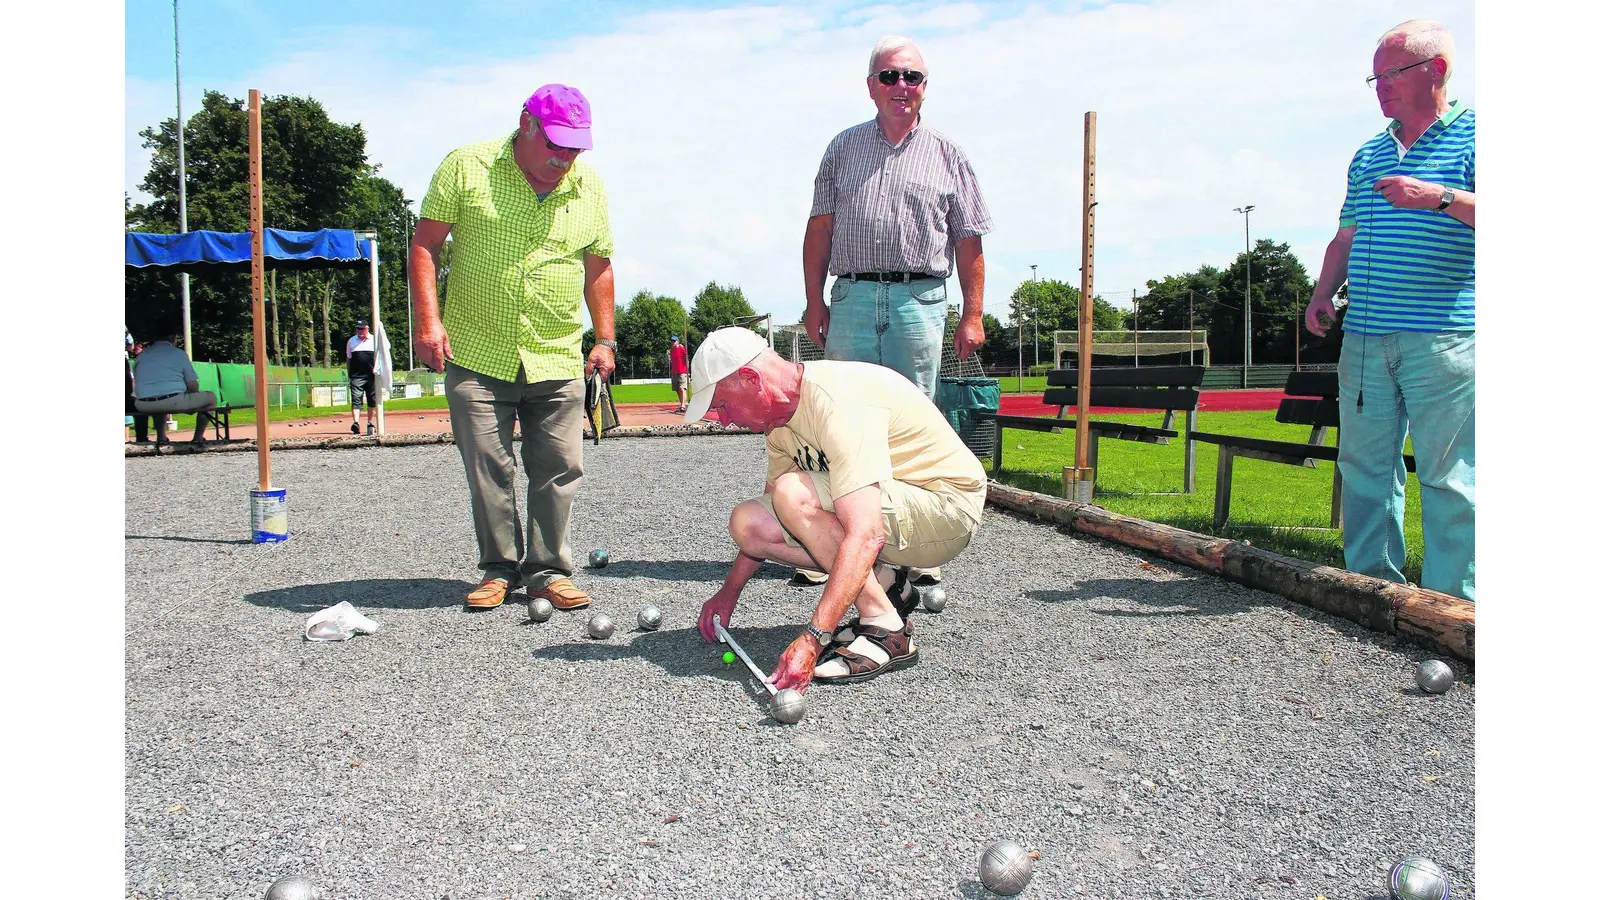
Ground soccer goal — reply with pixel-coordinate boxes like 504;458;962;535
1054;329;1209;368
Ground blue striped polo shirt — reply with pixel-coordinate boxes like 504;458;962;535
1339;101;1475;334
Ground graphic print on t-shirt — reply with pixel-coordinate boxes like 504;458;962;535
792;444;829;473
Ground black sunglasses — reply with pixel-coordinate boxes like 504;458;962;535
876;68;926;87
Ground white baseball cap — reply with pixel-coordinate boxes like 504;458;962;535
683;327;770;424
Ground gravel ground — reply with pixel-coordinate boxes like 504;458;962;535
125;434;1475;899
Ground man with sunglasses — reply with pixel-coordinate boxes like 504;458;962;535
411;84;619;616
1303;20;1476;601
800;35;993;588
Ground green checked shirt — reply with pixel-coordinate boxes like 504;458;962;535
420;132;615;383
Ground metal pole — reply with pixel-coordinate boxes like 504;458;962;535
1294;289;1301;371
404;200;414;373
1132;288;1139;368
1030;265;1039;368
361;234;384;436
1234;204;1255;386
1188;291;1195;366
174;0;191;357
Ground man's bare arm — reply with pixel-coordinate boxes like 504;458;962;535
410;218;454;371
802;215;835;348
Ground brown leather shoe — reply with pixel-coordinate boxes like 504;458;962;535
466;578;511;609
529;577;591;611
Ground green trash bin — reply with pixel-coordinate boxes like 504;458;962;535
935;376;1001;459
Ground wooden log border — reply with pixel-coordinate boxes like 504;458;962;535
984;482;1474;661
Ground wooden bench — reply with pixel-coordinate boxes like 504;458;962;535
1191;371;1416;530
973;365;1204;493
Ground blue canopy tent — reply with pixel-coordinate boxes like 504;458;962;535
126;227;374;274
125;227;392;443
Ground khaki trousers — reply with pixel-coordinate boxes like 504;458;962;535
445;363;585;590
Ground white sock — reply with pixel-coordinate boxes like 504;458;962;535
814;610;906;677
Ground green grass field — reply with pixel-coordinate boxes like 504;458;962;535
984;410;1423;582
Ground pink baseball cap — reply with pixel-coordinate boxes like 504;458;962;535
523;84;593;150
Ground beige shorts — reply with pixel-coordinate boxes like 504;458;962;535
670;372;688;391
753;471;979;570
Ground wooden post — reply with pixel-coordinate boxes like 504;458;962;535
1066;111;1097;502
249;89;271;490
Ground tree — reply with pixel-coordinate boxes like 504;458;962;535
126;91;415;365
688;282;756;346
615;290;689;376
1214;238;1315;366
1004;279;1126;368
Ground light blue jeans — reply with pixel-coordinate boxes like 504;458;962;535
1337;330;1474;600
823;276;949;400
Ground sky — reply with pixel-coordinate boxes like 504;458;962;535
125;0;1474;329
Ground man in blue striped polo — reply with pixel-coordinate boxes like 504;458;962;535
798;34;993;587
1304;19;1475;601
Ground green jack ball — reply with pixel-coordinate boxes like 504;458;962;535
722;651;735;665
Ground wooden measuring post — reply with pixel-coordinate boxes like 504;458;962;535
249;89;271;491
1064;111;1097;503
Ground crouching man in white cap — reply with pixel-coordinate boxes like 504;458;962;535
687;327;987;692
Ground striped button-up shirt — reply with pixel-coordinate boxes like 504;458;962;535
420;133;615;383
1339;102;1474;335
809;119;992;278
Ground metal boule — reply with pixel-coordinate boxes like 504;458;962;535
920;584;948;613
1414;659;1455;694
528;597;554;623
770;688;807;724
588;548;609;568
638;605;663;630
1388;856;1451;900
978;839;1034;895
588;613;615;639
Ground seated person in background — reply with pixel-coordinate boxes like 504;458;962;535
133;323;218;447
687;327;987;692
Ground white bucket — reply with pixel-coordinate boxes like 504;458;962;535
250;488;290;543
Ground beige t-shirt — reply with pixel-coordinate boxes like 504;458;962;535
764;361;987;525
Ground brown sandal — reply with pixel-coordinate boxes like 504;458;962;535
812;620;918;684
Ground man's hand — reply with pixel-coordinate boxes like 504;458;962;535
697;586;739;643
1305;295;1337;337
1374;176;1445;210
586;344;616;380
954;313;985;360
804;304;829;350
415;321;453;373
769;633;820;694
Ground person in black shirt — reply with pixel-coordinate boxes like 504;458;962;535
346;320;378;435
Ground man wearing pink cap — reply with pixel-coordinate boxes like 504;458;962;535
411;84;618;616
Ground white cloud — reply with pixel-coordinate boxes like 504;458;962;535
125;0;1474;326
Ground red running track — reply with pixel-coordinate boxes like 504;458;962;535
1000;388;1286;417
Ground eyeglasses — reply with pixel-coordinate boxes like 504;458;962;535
875;69;926;87
531;123;583;155
1366;57;1437;87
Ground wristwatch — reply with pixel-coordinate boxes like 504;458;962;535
1436;187;1456;211
595;338;618;351
805;623;834;648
